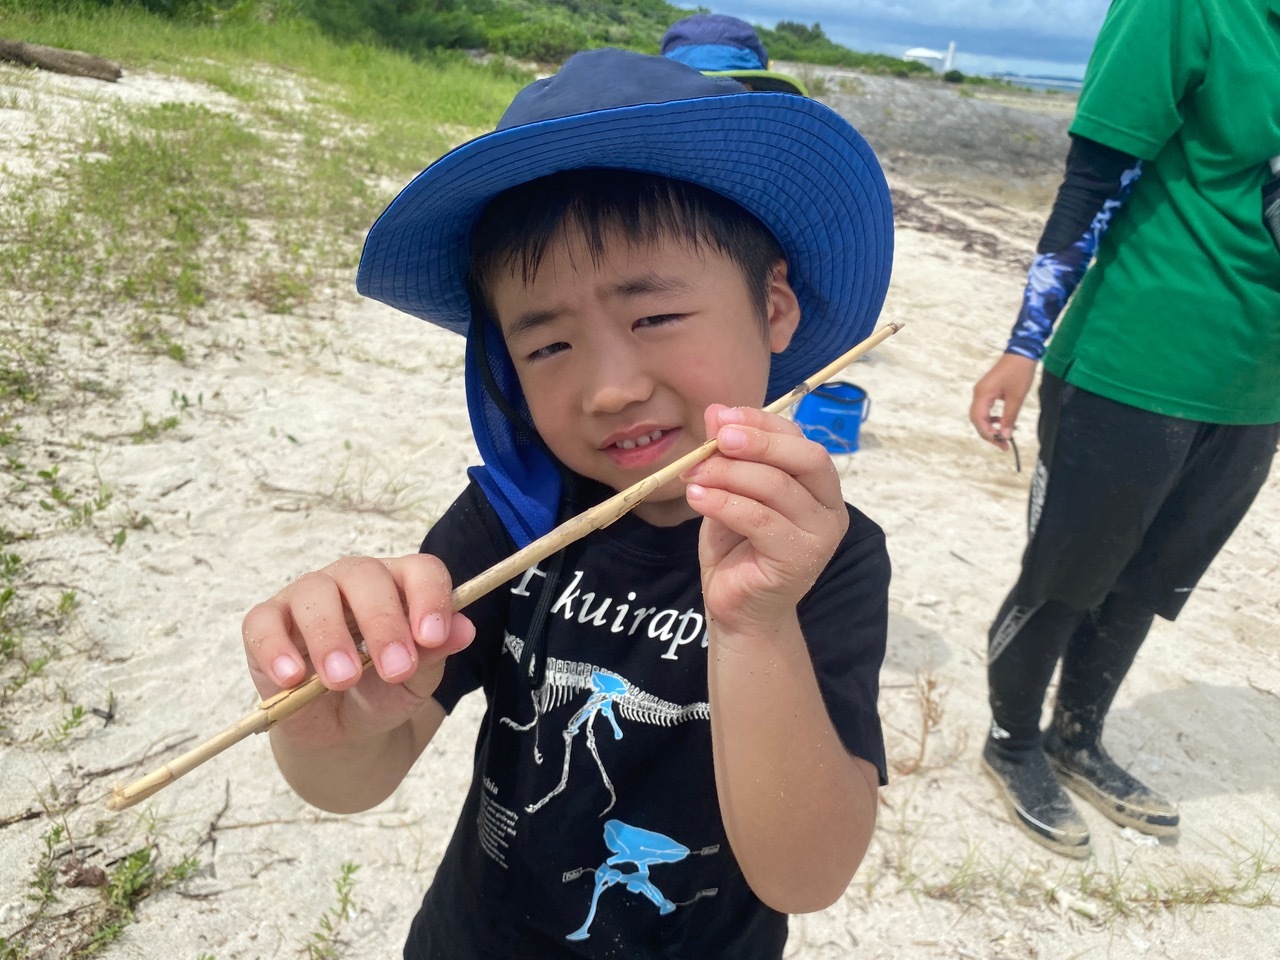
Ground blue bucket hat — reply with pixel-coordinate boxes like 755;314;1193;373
660;13;809;96
357;48;892;548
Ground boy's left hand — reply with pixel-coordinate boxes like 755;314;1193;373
683;404;848;633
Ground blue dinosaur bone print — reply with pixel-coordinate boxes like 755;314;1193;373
566;819;688;941
499;634;710;815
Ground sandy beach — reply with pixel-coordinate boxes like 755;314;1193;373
1;58;1277;960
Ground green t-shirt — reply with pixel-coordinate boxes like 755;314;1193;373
1043;0;1280;424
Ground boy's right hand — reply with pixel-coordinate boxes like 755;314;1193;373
241;554;475;750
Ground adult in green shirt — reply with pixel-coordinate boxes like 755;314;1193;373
968;0;1280;858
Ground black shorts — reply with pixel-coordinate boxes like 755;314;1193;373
1012;373;1279;619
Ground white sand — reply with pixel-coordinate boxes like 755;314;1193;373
1;63;1277;960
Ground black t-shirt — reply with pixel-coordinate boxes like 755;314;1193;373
405;480;889;960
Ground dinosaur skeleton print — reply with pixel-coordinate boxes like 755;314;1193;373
405;480;889;959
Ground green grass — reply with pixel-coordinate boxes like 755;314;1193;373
0;6;525;406
0;9;527;419
0;12;431;943
874;817;1280;923
1;6;526;172
3;102;259;311
304;861;360;959
0;0;524;764
4;805;204;957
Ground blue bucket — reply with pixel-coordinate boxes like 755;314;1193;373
793;381;871;453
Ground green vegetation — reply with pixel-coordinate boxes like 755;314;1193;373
0;4;528;167
756;20;932;76
299;0;690;62
304;861;360;959
942;67;1040;91
0;11;523;950
1;0;936;72
876;802;1280;922
91;846;199;950
0;0;530;782
9;813;202;958
0;6;942;737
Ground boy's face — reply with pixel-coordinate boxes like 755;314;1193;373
490;226;801;526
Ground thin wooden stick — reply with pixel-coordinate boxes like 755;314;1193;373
106;322;903;810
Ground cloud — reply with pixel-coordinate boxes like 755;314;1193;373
718;0;1107;40
711;1;1108;67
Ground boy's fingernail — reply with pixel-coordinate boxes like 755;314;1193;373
380;643;413;676
719;426;747;450
324;650;357;683
681;462;703;480
717;407;745;424
272;656;300;684
686;483;706;501
418;613;447;646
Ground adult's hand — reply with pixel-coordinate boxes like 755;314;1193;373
969;353;1037;450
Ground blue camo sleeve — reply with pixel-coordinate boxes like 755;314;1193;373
1007;154;1143;360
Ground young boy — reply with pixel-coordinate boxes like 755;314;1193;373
241;48;893;958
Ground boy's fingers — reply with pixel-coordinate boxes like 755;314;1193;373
689;484;835;598
242;601;306;694
689;475;840;567
284;569;369;690
692;411;844;511
703;403;805;442
243;553;466;702
689;457;815;530
689;479;779;540
327;556;421;683
399;612;477;700
384;553;461;651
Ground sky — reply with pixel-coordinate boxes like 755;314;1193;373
709;1;1111;79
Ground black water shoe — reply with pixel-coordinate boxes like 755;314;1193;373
981;735;1091;859
1042;730;1180;837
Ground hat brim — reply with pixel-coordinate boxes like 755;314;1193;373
700;69;810;97
356;92;892;401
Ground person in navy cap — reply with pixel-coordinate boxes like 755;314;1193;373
241;48;892;958
661;12;810;95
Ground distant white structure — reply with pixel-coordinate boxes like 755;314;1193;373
903;40;957;73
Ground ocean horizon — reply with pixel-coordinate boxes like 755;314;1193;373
863;40;1087;86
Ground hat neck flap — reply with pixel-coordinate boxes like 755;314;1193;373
463;313;562;549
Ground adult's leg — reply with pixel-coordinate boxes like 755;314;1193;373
987;596;1084;746
983;374;1199;856
1042;592;1177;834
1045;418;1279;833
1054;416;1279;729
987;375;1196;743
1052;593;1153;747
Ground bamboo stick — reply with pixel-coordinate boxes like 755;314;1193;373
106;321;903;810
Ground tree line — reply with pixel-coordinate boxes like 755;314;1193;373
34;1;931;74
